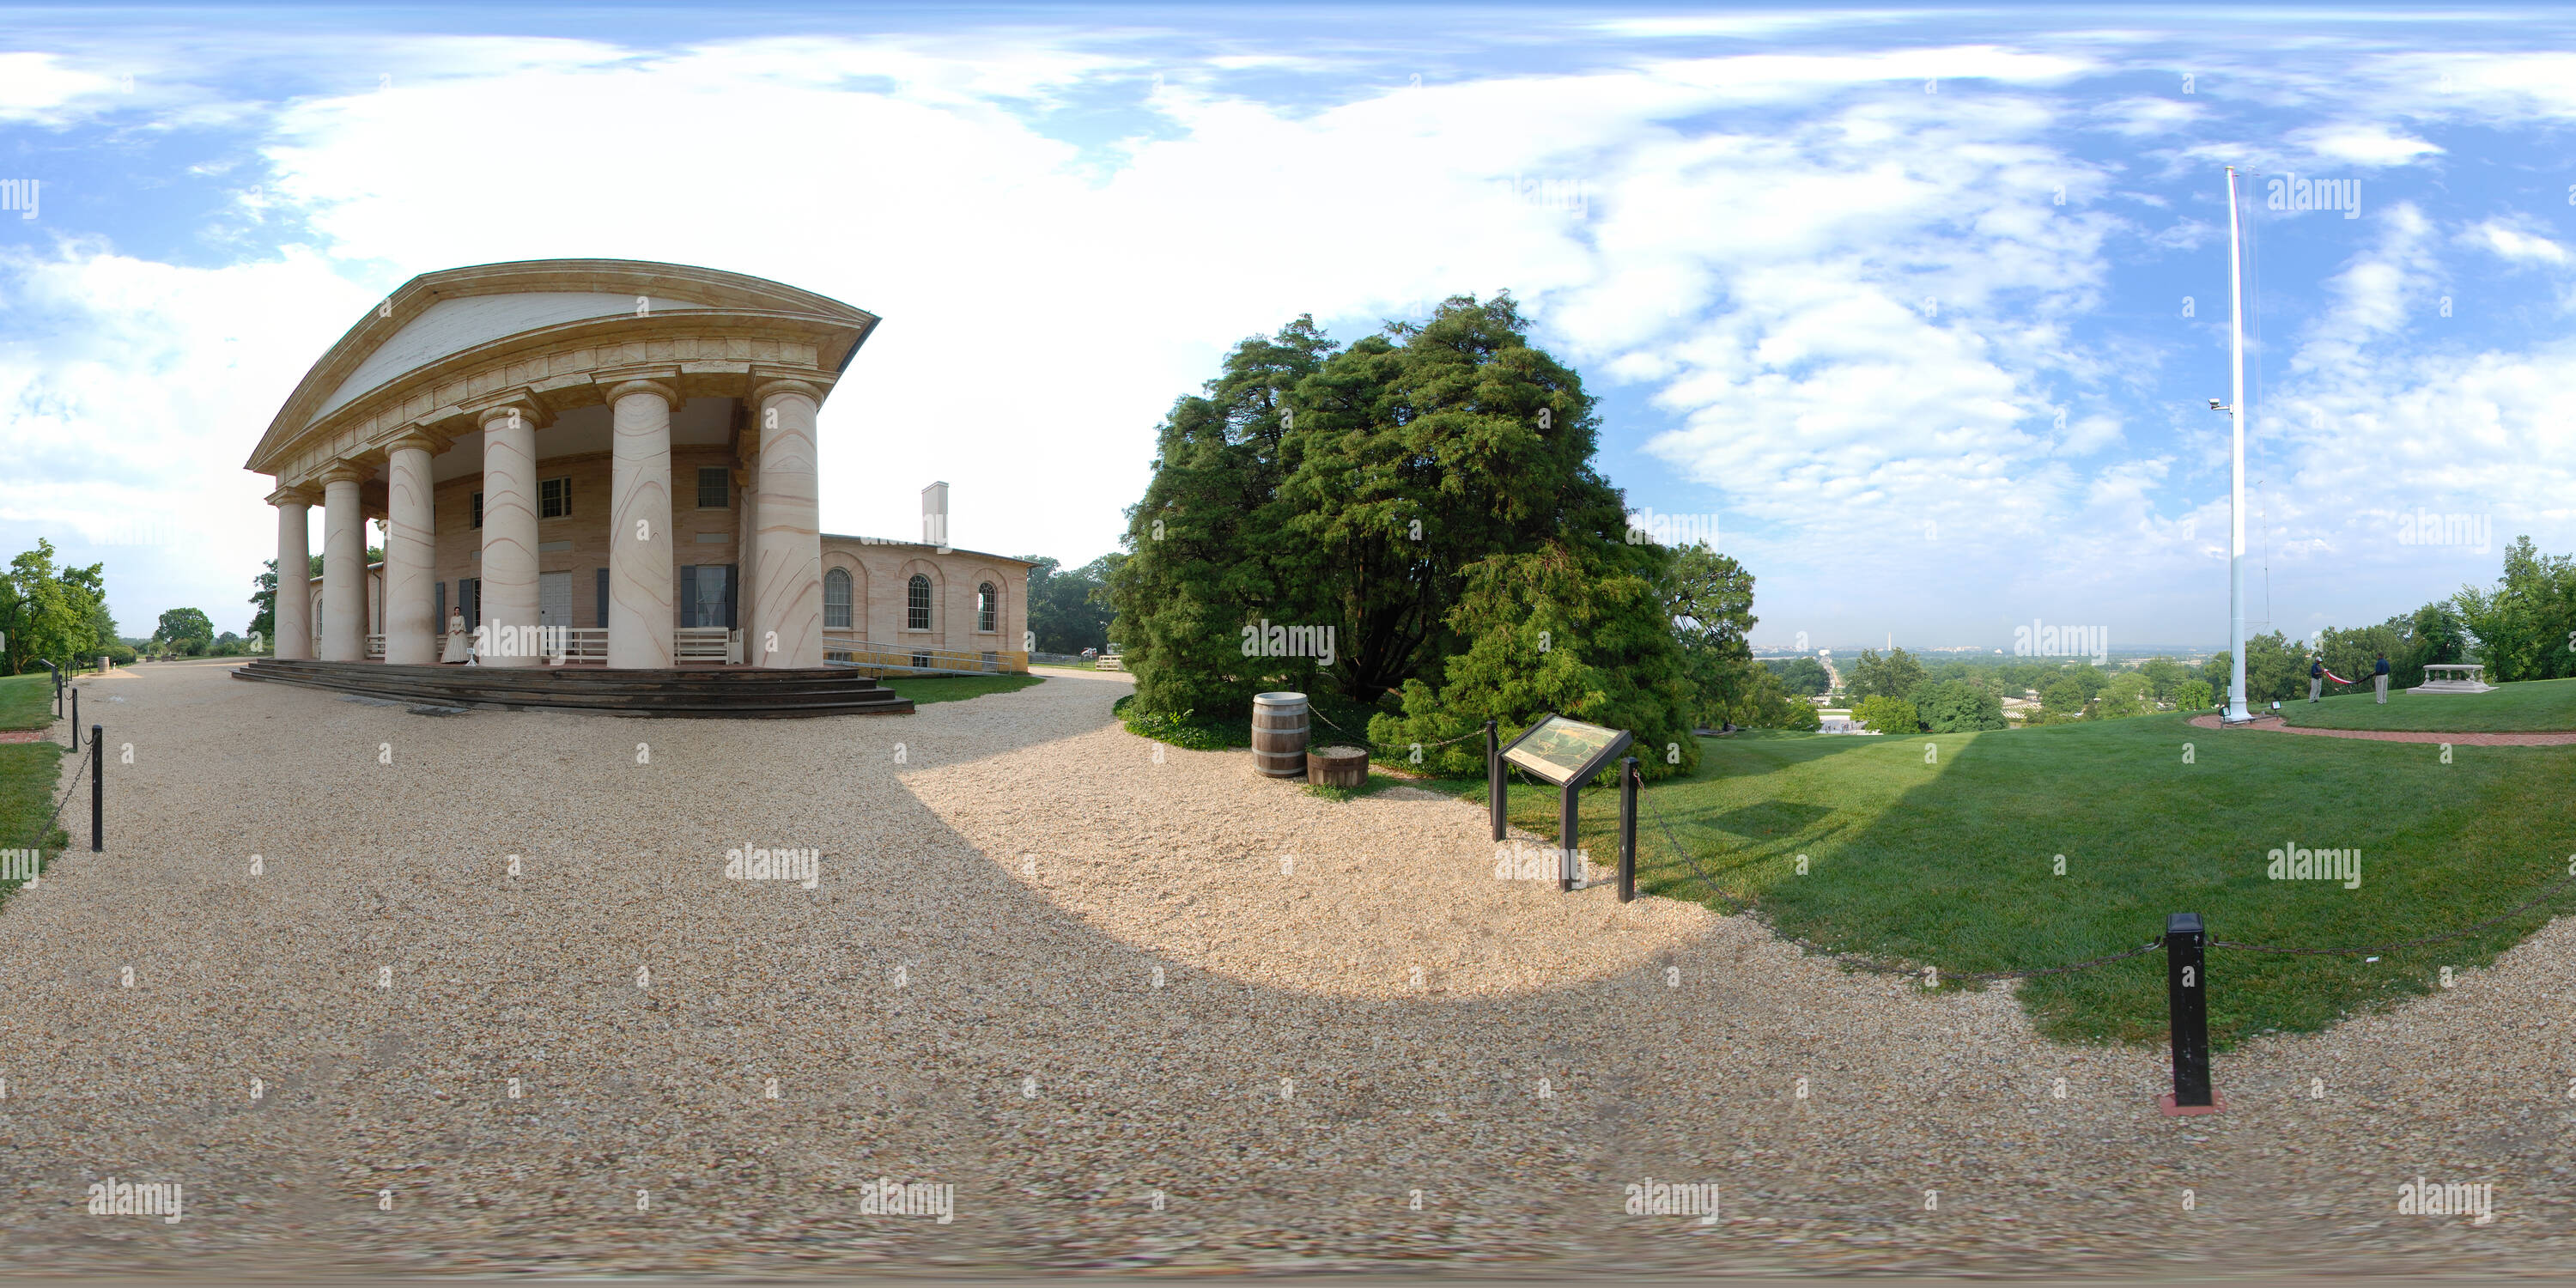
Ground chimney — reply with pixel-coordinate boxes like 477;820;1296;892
921;481;950;552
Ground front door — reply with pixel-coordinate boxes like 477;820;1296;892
539;572;573;629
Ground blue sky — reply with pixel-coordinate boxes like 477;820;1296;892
5;4;2575;651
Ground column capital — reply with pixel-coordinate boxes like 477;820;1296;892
316;462;372;487
750;374;826;407
471;392;552;432
603;376;684;410
266;484;320;508
386;428;452;457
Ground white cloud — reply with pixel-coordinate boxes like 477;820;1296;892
2462;218;2570;266
2287;124;2443;167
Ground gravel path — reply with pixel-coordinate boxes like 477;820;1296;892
2186;713;2576;744
0;659;2570;1277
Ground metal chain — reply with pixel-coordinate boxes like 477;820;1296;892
1305;706;1485;751
2212;869;2576;957
9;741;91;862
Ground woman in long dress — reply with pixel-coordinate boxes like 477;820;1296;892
440;610;471;663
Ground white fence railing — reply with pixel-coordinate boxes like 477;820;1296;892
674;627;742;664
819;634;1027;676
553;628;608;663
365;634;385;659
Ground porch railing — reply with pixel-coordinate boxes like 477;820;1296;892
365;634;385;659
675;627;741;665
818;633;1028;676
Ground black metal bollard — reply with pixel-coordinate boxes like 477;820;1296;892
1485;720;1503;843
2160;912;2220;1114
90;725;104;853
69;689;78;748
1618;756;1638;903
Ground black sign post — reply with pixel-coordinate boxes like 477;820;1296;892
1485;719;1503;843
2160;911;2221;1115
1617;756;1638;903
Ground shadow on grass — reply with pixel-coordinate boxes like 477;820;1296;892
1617;720;2576;1048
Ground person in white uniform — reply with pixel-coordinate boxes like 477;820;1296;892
441;609;471;664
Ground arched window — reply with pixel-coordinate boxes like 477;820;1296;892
824;568;853;629
907;574;932;631
977;582;998;633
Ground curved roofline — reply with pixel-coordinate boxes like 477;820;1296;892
248;258;879;472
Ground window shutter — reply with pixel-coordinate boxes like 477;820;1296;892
435;580;446;626
680;565;698;628
596;568;609;629
725;563;739;629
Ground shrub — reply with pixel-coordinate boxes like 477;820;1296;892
1853;694;1917;734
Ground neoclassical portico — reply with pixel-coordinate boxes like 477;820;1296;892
245;259;871;671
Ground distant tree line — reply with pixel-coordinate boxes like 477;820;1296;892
0;539;120;674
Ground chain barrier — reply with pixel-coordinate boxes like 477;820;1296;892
1305;706;1485;754
8;739;91;865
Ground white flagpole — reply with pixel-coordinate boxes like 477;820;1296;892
2226;166;2251;722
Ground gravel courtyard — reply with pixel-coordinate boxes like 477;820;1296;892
0;659;2569;1277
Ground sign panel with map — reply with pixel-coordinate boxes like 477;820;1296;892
1501;714;1633;786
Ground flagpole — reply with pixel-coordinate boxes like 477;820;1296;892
2225;166;2251;723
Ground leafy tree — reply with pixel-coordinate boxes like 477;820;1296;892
2453;535;2576;682
1916;678;2004;732
1023;553;1124;653
0;539;116;675
2138;657;2188;702
1765;655;1831;696
1665;544;1763;727
1846;647;1927;702
2201;631;2304;704
2176;678;2214;709
1112;298;1697;777
2040;677;2087;715
1852;694;1917;734
2092;671;2153;719
251;560;281;642
155;607;216;657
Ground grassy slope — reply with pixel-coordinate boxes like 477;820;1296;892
1496;716;2576;1048
1;671;56;732
2281;675;2576;732
878;672;1048;705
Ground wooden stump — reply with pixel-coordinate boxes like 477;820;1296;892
1306;744;1369;788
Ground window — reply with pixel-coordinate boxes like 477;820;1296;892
471;492;483;529
977;581;997;633
538;477;572;519
907;574;932;631
697;466;730;509
824;568;853;629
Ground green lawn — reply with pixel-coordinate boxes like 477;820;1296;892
878;672;1048;705
0;741;70;908
1;671;58;732
1482;716;2576;1048
2281;675;2576;732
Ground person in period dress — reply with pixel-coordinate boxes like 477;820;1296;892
441;609;472;664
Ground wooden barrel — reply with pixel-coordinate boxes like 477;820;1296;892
1306;744;1368;788
1251;691;1309;778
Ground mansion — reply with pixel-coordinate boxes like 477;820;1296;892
246;260;1030;678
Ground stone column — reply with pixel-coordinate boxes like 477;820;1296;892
750;380;824;667
319;465;368;662
478;402;542;668
607;379;679;668
383;433;442;665
269;487;315;659
733;431;760;652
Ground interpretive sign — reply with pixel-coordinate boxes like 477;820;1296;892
1501;714;1632;787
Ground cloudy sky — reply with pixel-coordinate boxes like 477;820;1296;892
4;4;2573;652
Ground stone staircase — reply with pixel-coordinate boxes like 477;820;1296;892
231;659;914;718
